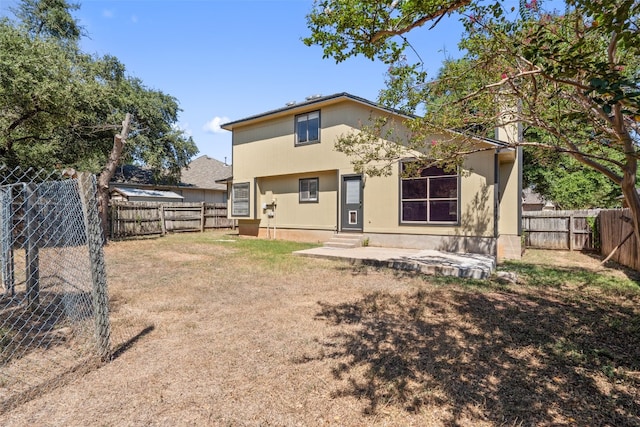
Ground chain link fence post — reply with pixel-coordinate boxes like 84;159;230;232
78;172;111;360
0;186;15;296
25;184;40;310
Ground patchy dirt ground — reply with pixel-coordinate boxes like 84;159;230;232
0;232;638;426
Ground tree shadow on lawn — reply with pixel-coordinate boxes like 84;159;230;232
308;288;640;425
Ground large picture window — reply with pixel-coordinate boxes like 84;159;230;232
231;182;250;216
295;111;320;145
400;162;458;223
299;178;319;203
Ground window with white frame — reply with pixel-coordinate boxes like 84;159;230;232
299;178;318;203
231;182;250;216
295;111;320;145
400;162;458;223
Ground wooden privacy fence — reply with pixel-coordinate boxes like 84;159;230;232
522;210;600;251
109;201;234;239
599;209;639;271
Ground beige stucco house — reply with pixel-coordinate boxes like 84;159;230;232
221;93;522;260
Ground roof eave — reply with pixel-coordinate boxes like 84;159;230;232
220;92;415;131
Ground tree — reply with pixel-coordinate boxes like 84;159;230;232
12;0;82;45
304;0;640;246
0;0;198;235
523;147;622;209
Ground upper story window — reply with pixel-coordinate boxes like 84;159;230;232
295;111;320;146
400;162;458;224
231;182;250;217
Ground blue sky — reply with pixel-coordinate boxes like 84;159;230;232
1;0;468;164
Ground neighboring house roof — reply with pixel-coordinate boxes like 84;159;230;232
111;187;184;200
111;155;231;191
180;155;231;191
522;187;545;205
220;92;513;150
522;187;557;209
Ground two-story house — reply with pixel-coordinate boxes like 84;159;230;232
221;93;522;260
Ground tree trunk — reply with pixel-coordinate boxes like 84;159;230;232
97;113;131;242
620;169;640;249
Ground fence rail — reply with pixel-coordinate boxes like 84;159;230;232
522;210;600;251
109;201;233;239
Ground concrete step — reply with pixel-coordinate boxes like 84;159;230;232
323;234;364;249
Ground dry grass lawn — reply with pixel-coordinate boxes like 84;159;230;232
0;231;639;426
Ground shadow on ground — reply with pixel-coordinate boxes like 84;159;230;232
307;287;640;425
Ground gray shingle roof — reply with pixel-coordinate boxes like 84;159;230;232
111;155;231;191
180;155;231;190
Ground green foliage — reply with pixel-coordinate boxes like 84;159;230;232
0;0;197;179
523;147;622;209
12;0;82;45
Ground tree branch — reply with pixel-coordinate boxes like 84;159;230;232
370;0;471;43
6;107;45;133
455;68;543;104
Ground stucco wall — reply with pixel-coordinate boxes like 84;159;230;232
498;152;520;235
256;171;338;230
361;149;496;238
231;103;362;180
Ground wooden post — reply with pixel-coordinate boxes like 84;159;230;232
110;202;116;239
25;184;39;309
78;172;111;360
160;204;166;236
200;202;205;232
569;214;575;251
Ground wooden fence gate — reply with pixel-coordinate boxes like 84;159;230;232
598;209;639;271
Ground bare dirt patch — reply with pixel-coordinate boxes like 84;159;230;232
0;233;638;426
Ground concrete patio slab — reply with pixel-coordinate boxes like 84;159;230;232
293;246;496;279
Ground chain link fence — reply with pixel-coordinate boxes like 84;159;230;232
0;167;138;411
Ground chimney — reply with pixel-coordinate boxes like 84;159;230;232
495;91;522;144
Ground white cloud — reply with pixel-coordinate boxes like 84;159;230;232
203;116;230;134
102;9;114;18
